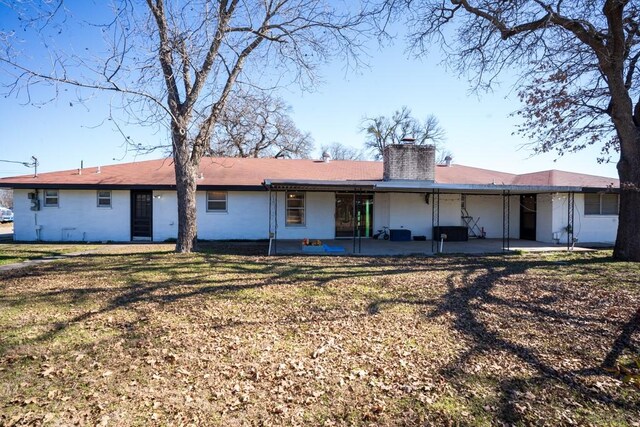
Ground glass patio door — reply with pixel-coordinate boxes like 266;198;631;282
335;194;373;238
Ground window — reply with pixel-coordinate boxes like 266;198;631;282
286;191;305;226
601;194;619;215
97;190;112;208
44;190;59;207
584;193;619;215
207;191;227;212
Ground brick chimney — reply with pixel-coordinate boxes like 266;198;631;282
383;143;436;181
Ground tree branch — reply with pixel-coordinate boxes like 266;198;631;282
0;57;176;122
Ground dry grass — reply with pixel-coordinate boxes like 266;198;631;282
0;243;101;266
0;245;639;426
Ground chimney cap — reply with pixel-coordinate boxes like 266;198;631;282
401;137;416;144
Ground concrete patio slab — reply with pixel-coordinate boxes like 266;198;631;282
272;238;605;256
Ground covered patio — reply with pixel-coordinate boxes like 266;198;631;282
264;178;585;256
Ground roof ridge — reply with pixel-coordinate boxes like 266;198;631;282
516;168;618;180
437;163;517;176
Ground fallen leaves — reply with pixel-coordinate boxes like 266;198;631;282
0;248;639;426
39;366;56;378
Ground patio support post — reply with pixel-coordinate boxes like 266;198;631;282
268;188;272;255
431;189;440;253
567;192;575;251
502;190;511;252
352;189;357;254
268;190;278;255
358;188;362;254
431;189;435;253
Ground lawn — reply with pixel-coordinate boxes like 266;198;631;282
0;243;100;266
0;245;639;426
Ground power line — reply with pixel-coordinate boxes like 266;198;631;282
0;159;32;167
0;156;39;177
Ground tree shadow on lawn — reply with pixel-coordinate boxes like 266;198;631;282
0;252;480;367
368;256;640;423
1;251;638;422
0;248;91;265
1;251;451;333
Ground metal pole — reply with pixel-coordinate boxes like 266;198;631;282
507;191;511;251
431;189;435;253
503;191;510;252
358;189;362;254
268;188;272;256
567;192;575;250
431;189;440;253
274;191;278;255
437;190;440;253
352;191;356;254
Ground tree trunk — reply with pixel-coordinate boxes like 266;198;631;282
607;81;640;261
173;133;199;253
613;137;640;261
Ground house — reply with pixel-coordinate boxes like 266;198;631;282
0;144;619;250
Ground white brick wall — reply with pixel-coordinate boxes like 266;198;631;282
542;193;618;244
13;189;130;242
274;191;335;240
464;195;520;239
11;188;618;244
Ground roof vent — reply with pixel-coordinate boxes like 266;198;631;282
444;155;452;167
322;151;331;163
96;166;101;174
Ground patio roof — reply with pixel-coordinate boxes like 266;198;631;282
262;179;378;192
263;178;584;194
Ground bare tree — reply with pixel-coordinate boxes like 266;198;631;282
210;90;313;159
361;106;446;159
320;142;364;160
0;189;12;209
1;1;365;253
376;1;640;261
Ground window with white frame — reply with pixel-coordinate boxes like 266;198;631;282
97;190;112;208
207;191;227;212
584;193;619;215
44;190;59;207
286;191;305;226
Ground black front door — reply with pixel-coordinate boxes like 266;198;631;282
131;190;152;240
520;195;536;241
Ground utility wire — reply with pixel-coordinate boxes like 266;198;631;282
0;156;38;176
0;159;33;167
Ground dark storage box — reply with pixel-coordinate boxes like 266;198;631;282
433;226;468;242
390;229;411;241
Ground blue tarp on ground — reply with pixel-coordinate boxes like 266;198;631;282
323;244;345;253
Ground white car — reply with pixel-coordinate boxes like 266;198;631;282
0;208;13;223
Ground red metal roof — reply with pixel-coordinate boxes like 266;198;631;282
0;157;619;189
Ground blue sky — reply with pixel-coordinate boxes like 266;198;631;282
0;4;619;180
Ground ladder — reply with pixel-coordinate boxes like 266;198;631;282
461;207;483;238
